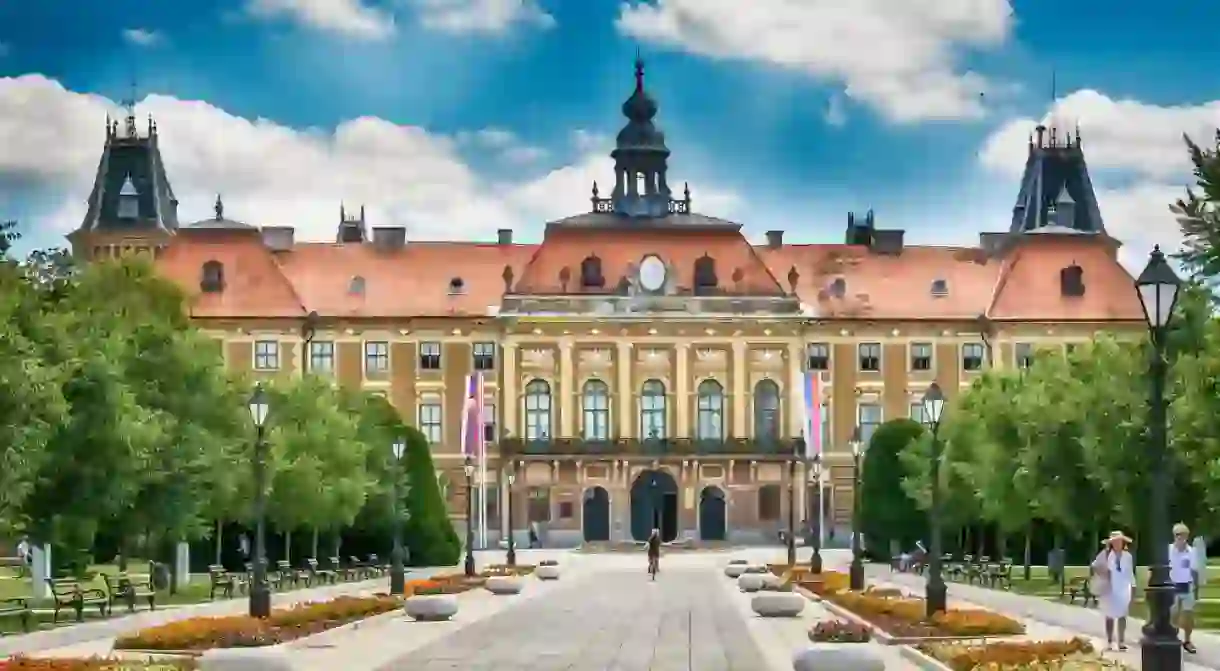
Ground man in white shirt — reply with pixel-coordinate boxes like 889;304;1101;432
1170;522;1201;654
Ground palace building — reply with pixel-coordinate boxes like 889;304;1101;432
68;61;1144;547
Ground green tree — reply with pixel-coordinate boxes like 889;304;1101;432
401;426;460;566
858;418;925;556
1173;132;1220;283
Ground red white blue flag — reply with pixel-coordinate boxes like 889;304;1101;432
459;372;485;457
801;370;824;459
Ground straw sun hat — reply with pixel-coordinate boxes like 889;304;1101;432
1102;530;1133;545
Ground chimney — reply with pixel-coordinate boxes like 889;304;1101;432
765;230;784;249
372;226;406;250
497;228;514;245
261;226;295;251
870;229;905;255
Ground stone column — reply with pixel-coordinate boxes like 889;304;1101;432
731;341;747;438
675;343;691;438
616;342;633;438
559;339;575;438
502;343;519;435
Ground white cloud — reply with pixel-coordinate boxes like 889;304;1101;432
455;127;549;164
244;0;396;40
978;89;1220;269
408;0;554;34
0;74;739;244
615;0;1012;123
122;28;165;47
824;94;846;128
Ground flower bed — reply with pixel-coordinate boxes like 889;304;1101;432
0;661;195;671
484;564;536;576
917;638;1131;670
796;570;850;596
827;591;1024;638
809;619;871;643
112;595;400;651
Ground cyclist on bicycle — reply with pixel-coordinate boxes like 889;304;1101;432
647;528;661;577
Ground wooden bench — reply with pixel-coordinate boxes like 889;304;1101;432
1063;576;1097;607
985;562;1014;590
305;558;336;585
276;560;308;588
329;557;356;582
366;554;388;577
0;597;32;632
349;556;373;580
101;573;156;613
46;578;108;623
207;564;246;600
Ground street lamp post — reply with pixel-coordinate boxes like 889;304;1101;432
389;438;407;596
300;311;318;375
786;439;798;567
849;427;865;591
810;454;823;574
922;382;947;617
463;456;476;577
247;384;271;619
505;463;517;567
1135;245;1183;671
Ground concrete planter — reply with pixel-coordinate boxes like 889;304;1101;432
536;565;561;580
737;573;765;592
199;646;295;671
759;573;783;589
404;594;459;621
750;592;805;617
792;644;884;671
484;576;524;595
724;564;748;578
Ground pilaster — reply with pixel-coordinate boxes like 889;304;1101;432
502;343;519;434
675;343;691;438
731;341;747;438
616;342;633;438
559;339;575;438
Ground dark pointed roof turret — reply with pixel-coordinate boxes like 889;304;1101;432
1008;122;1105;235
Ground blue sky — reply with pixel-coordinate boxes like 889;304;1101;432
0;0;1217;267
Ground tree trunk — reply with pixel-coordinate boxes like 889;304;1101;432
997;532;1008;560
1054;528;1066;593
311;529;319;560
165;535;179;596
1023;522;1033;581
214;520;223;566
285;530;292;565
117;536;130;572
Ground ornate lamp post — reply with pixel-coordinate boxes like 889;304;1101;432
922;382;947;617
1135;245;1183;671
849;426;866;591
300;310;318;375
463;455;476;577
505;463;517;567
389;437;407;596
809;453;823;574
786;439;799;567
247;384;271;619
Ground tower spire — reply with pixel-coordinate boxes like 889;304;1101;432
634;47;645;93
122;75;139;138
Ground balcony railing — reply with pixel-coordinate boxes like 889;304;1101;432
500;437;799;457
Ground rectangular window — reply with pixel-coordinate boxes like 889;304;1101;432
364;341;389;374
483;402;497;443
527;487;551;523
309;341;335;373
472;342;496;371
962;343;985;371
806;343;830;371
909;342;932;371
419;401;443;444
419;341;442;370
558;501;574;520
758;486;781;521
858;403;883;445
909;402;927;425
857;343;881;372
1015;342;1034;369
253;340;280;371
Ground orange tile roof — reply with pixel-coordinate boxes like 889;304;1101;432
513;227;785;295
157;229;305;318
985;236;1142;322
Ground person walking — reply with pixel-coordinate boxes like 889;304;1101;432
1170;522;1201;654
1092;530;1135;651
646;528;662;579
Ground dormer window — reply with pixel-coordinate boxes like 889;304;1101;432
348;276;365;295
117;176;139;220
693;254;718;291
580;254;605;288
1060;264;1085;297
448;277;465;295
200;260;225;293
930;279;948;297
829;277;847;298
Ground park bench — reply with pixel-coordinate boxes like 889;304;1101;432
46;578;108;623
1063;576;1097;607
329;557;356;582
276;560;309;588
305;558;336;585
245;561;287;590
367;554;388;576
100;572;156;613
0;597;32;632
348;556;374;579
207;564;246;600
985;561;1014;590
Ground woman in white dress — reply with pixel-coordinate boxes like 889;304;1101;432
1092;531;1135;651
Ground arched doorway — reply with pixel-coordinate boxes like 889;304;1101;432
630;469;679;542
698;486;727;541
582;487;611;542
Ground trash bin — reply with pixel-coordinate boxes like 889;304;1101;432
151;562;171;591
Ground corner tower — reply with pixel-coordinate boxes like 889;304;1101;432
1009;124;1105;235
68;103;179;259
608;57;676;218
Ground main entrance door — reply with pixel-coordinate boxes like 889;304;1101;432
698;486;727;541
582;486;611;542
630;469;679;542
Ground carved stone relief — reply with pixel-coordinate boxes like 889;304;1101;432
749;348;785;370
521;347;556;370
636;347;671;371
577;348;613;370
693;348;727;369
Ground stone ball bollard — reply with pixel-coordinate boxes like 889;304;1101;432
484;576;524;595
751;592;805;617
792;644;884;671
199;647;295;671
404;594;459;621
536;565;561;580
724;563;748;578
760;573;783;589
737;573;766;592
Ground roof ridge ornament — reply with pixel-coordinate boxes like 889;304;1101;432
214;193;224;220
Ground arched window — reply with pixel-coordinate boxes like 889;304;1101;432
524;379;551;442
582;379;610;441
200;260;225;293
696;379;725;440
693;254;717;291
753;379;780;444
580;254;604;288
640;379;667;440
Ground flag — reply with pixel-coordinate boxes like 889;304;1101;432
801;370;824;460
459;373;484;457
